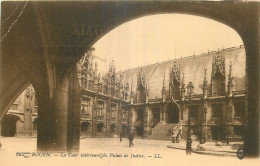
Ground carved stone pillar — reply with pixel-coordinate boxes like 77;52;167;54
92;94;97;137
106;98;111;137
118;102;122;136
143;104;152;138
37;67;80;151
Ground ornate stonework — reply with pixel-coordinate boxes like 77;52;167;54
211;54;226;78
169;63;181;100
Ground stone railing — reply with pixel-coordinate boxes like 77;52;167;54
208;92;227;97
185;94;203;99
233;90;245;95
148;98;163;103
191;94;203;98
172;120;183;136
134;100;145;104
152;121;163;135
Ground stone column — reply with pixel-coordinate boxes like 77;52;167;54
202;100;207;141
202;75;208;141
225;97;234;144
37;67;81;151
163;105;167;124
37;81;69;151
160;103;163;122
67;67;81;151
243;24;259;157
92;94;97;137
24;87;33;137
129;106;135;131
127;106;132;134
106;98;111;137
118;102;122;136
143;104;152;138
181;102;185;121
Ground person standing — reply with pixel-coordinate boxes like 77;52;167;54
119;132;122;142
128;130;135;147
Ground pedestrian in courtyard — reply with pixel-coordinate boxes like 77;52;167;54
128;130;135;147
119;132;122;142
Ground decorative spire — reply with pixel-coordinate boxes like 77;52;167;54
227;63;234;97
109;57;115;73
146;78;149;96
130;79;134;97
180;73;186;101
228;64;233;86
203;69;208;98
203;69;208;89
181;73;185;88
130;79;134;104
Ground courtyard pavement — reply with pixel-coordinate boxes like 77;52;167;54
167;140;242;157
0;137;259;166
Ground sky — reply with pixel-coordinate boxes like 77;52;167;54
92;14;243;74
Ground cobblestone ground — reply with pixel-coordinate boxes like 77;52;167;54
0;137;258;166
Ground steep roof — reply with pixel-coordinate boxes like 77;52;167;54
121;46;245;99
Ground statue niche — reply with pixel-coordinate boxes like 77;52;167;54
211;55;226;95
136;69;148;103
169;63;181;100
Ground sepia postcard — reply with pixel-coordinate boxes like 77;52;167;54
0;1;259;166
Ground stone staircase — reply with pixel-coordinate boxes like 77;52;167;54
147;123;178;140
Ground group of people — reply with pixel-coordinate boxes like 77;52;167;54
119;129;136;147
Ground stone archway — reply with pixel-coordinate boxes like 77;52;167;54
110;124;117;137
81;121;91;137
97;123;104;133
167;103;179;124
33;117;38;130
1;2;259;156
81;121;90;132
1;114;20;137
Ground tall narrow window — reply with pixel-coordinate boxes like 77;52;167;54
97;101;104;116
189;105;199;119
234;102;245;118
82;98;91;114
85;99;91;114
111;104;116;118
122;110;127;120
212;104;223;119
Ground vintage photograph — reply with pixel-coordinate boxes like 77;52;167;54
0;1;259;166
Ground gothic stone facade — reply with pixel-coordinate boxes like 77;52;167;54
77;48;130;138
1;46;245;142
78;46;245;141
125;46;245;141
0;85;38;137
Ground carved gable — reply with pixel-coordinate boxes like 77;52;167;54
211;54;226;94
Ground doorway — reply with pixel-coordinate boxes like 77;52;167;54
167;103;179;123
1;114;19;137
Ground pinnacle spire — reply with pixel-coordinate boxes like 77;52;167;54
228;64;233;86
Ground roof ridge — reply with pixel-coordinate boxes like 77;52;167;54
121;45;244;72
